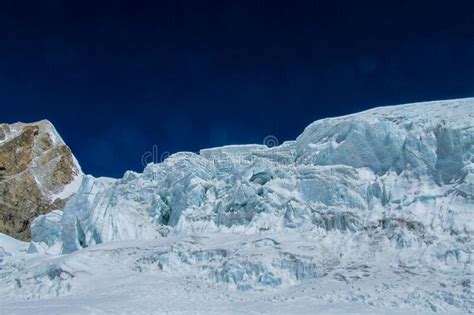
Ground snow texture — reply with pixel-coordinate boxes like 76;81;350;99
1;98;473;314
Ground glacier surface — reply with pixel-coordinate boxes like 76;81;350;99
1;98;473;314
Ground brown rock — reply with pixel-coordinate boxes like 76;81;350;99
0;120;82;240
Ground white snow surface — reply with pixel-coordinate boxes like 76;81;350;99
1;98;473;314
0;233;28;254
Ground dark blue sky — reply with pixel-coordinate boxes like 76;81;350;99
1;1;473;177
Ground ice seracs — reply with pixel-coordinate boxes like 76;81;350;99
1;98;473;314
46;98;472;252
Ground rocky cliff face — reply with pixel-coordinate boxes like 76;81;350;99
0;120;82;240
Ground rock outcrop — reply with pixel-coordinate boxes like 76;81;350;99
0;120;82;240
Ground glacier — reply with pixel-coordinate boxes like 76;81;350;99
0;98;473;314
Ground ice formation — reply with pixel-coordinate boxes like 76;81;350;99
1;98;473;314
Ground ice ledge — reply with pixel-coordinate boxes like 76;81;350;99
200;144;268;159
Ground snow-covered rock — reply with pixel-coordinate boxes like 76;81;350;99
0;120;83;240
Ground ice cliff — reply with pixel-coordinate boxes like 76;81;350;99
1;98;472;313
30;98;472;254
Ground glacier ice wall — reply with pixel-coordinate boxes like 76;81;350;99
37;98;473;254
12;98;474;312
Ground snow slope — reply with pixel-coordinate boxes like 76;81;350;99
1;98;473;314
0;233;28;254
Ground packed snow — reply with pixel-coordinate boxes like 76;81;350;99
1;98;473;314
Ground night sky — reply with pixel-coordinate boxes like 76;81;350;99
1;1;473;177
